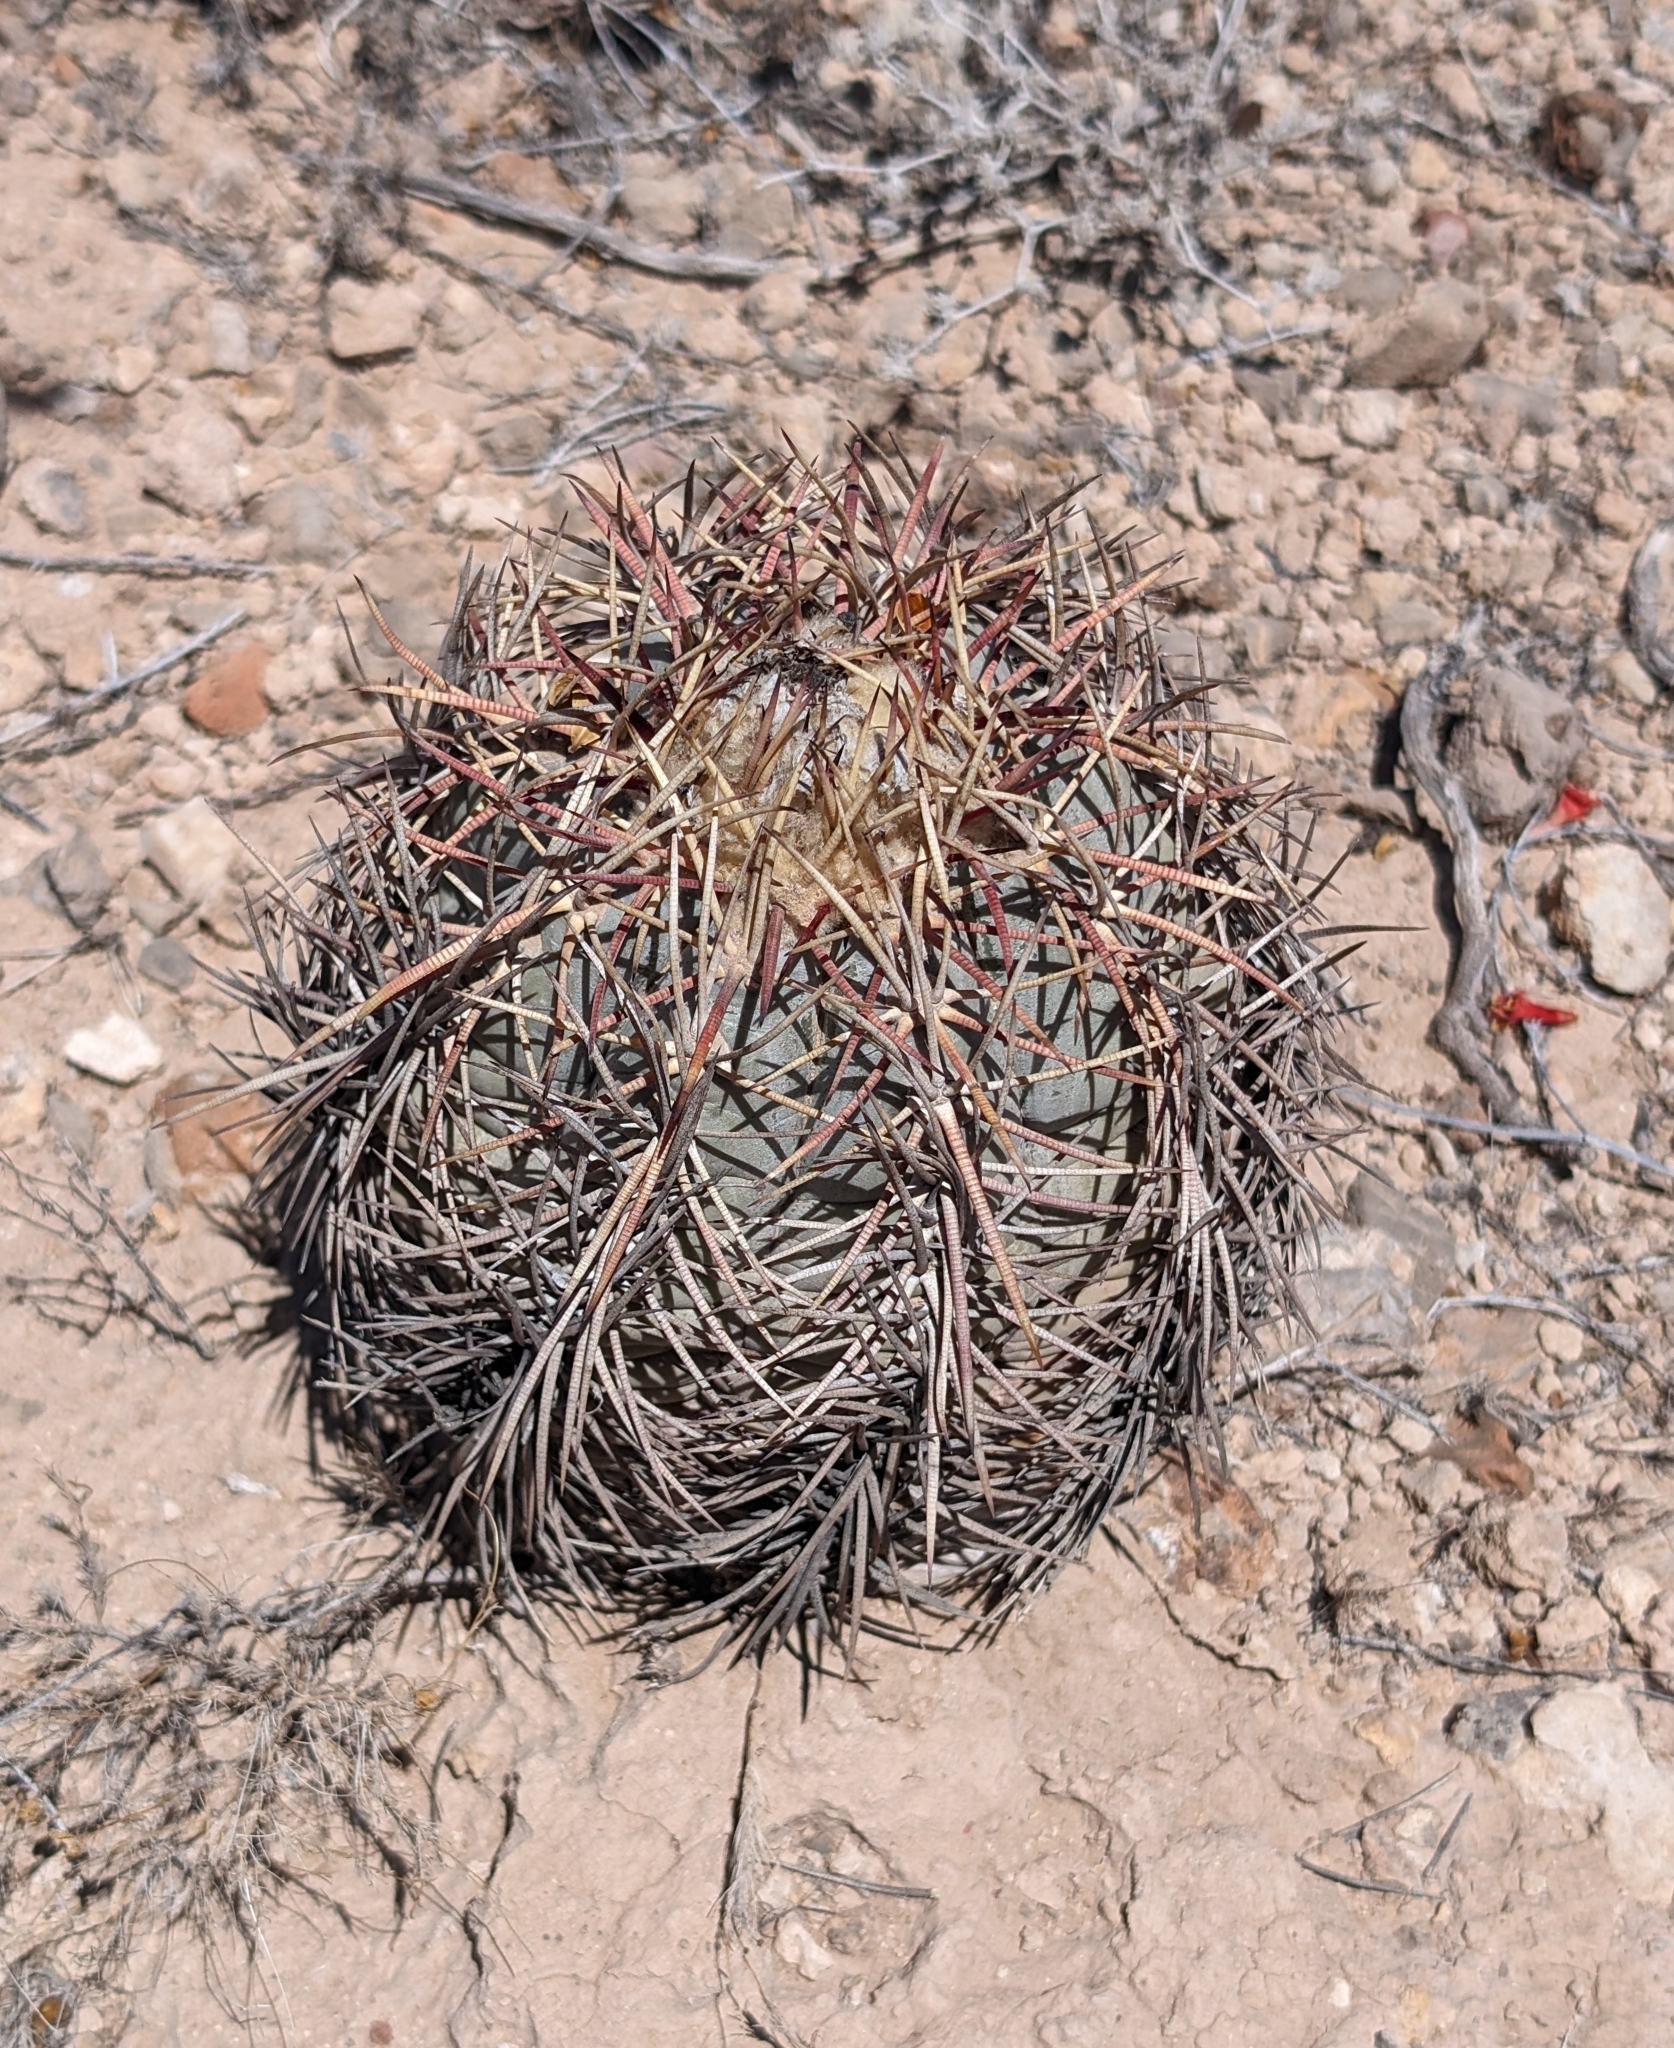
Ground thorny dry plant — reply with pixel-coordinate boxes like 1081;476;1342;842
238;440;1346;1661
0;1151;212;1362
0;1511;446;2048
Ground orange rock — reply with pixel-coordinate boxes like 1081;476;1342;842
182;640;270;737
157;1070;274;1185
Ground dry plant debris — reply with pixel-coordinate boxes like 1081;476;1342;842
0;1521;438;2048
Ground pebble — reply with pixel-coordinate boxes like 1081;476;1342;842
223;1471;279;1498
1442;661;1583;837
44;1088;98;1161
1386;1414;1434;1457
143;401;244;521
1535;1592;1612;1666
259;480;348;568
1432;62;1487;129
1358;159;1400;204
13;454;88;537
1549;842;1672;996
1348;280;1487;388
1626;518;1674;686
1458;372;1558;436
136;935;197;992
1465;1501;1570;1600
1461;472;1511;518
1528;1686;1674;1903
140;796;240;905
1194;463;1246;523
1338;388;1405;449
182;640;270;737
1599;1564;1661;1637
204;300;253;376
63;1013;163;1087
325;278;424;361
1405;137;1454;191
1274;420;1340;461
45;824;111;930
1538;1314;1586;1364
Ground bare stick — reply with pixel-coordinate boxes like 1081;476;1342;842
1;607;248;756
1399;663;1524;1123
0;546;272;579
1346;1086;1674;1188
404;171;774;284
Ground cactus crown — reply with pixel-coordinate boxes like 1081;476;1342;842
248;442;1343;1659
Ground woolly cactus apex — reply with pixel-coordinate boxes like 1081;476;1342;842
245;442;1345;1658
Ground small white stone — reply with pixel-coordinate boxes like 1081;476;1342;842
1552;842;1672;996
1339;388;1406;449
223;1471;279;1498
63;1014;162;1087
1599;1563;1661;1637
160;1498;182;1523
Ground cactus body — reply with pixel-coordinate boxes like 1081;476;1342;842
249;445;1342;1653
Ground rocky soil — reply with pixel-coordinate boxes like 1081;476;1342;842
1;2;1674;2045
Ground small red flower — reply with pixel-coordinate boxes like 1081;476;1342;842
1536;782;1599;832
1489;990;1578;1031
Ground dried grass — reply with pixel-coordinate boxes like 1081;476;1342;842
0;1521;444;2043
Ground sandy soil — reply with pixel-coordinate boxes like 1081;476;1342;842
2;3;1674;2044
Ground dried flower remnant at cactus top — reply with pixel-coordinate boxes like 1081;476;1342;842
245;444;1345;1657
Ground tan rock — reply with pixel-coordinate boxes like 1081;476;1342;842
1349;281;1487;388
1526;1687;1674;1904
141;797;243;904
325;278;423;362
143;400;245;521
1600;1564;1662;1638
1405;137;1456;191
14;456;89;537
1432;61;1487;128
1535;1592;1612;1668
1194;463;1246;524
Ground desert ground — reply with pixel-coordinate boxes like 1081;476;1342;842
1;1;1674;2044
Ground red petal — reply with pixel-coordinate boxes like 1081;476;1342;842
1538;782;1600;831
1489;990;1579;1030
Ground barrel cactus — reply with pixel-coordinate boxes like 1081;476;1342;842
247;443;1342;1656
